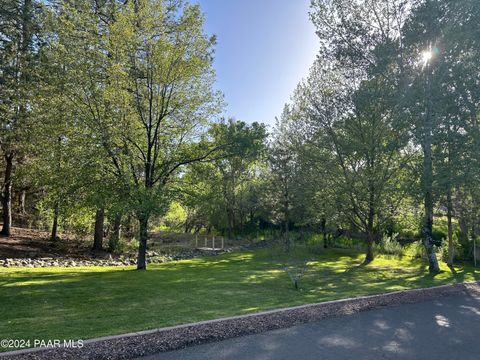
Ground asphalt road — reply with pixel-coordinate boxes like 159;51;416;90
139;292;480;360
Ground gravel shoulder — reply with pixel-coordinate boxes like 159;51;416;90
142;288;480;360
2;281;480;360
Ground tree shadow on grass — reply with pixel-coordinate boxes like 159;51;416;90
342;263;366;274
447;264;457;274
1;248;478;345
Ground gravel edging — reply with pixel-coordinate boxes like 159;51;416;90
3;281;480;360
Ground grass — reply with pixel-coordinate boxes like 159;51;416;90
1;246;478;348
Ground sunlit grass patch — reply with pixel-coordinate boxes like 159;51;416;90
0;247;478;349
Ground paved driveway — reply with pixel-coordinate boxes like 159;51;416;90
140;292;480;360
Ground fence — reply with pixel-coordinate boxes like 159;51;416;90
195;235;225;250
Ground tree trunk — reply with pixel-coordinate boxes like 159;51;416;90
137;215;150;270
92;207;105;251
284;185;290;252
19;189;26;214
223;175;236;240
227;207;235;240
364;183;376;264
321;218;327;248
422;217;440;272
422;177;440;273
422;61;440;273
365;233;375;264
284;218;290;252
124;214;133;238
51;202;59;241
1;152;14;236
108;213;122;252
454;189;469;236
447;188;454;268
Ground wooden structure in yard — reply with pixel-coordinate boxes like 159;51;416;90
195;235;225;250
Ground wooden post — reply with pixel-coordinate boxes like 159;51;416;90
221;237;224;249
195;235;198;248
204;237;207;247
213;236;215;250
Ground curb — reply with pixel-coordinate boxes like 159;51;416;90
2;281;480;359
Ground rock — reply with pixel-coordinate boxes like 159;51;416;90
0;244;235;269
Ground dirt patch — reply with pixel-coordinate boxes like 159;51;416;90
0;227;107;260
0;227;232;267
0;226;270;262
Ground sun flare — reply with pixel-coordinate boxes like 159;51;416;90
422;50;433;65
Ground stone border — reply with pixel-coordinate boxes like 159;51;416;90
0;248;232;268
2;281;480;359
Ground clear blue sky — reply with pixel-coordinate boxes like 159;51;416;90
196;0;318;127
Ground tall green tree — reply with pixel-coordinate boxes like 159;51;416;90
268;106;301;250
309;0;447;271
208;119;267;239
101;0;222;268
34;0;120;244
48;0;223;268
398;0;480;270
0;0;42;235
294;61;410;263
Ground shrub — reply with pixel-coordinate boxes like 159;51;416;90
431;230;445;246
404;241;426;259
376;233;404;256
332;235;364;250
283;264;308;290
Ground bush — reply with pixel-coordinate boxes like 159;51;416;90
404;241;425;259
431;230;445;246
117;237;139;255
376;233;404;256
159;202;187;231
332;235;364;250
283;264;308;290
435;242;448;262
457;231;474;260
397;229;417;243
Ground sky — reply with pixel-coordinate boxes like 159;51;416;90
196;0;319;128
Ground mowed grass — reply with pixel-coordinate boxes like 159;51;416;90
1;247;478;347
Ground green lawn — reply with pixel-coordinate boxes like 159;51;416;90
1;247;478;347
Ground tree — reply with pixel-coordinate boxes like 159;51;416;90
0;0;42;235
33;2;115;243
309;0;449;271
99;0;222;269
268;106;300;251
293;61;410;263
47;0;224;268
397;0;480;271
435;0;480;265
208;119;267;239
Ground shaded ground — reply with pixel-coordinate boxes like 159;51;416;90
0;226;207;259
141;292;480;360
1;247;478;349
0;227;96;259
